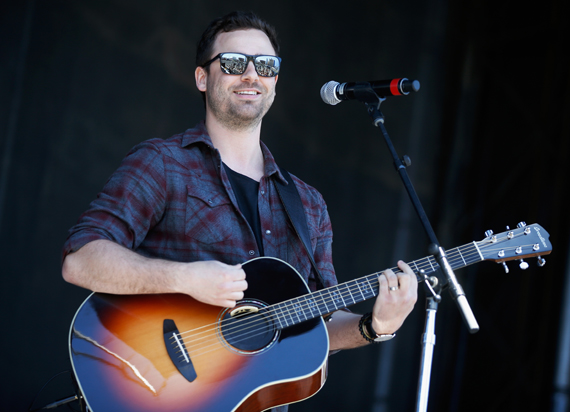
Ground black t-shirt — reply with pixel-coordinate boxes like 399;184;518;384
223;164;264;256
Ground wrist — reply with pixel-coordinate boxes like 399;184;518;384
358;313;396;343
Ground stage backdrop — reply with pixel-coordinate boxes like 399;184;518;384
1;1;569;411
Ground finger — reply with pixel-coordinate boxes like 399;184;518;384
223;299;237;308
383;269;400;291
230;267;246;281
378;272;389;293
232;279;248;292
397;260;412;274
396;261;417;289
228;290;245;301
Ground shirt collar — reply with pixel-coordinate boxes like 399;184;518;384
181;121;288;185
181;121;214;148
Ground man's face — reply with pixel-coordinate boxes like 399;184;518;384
196;29;278;131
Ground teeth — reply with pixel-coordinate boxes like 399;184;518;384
236;91;258;95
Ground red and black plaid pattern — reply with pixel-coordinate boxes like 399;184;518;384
63;122;337;291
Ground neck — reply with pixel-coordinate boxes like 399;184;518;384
205;116;265;181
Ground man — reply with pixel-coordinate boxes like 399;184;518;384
62;11;417;411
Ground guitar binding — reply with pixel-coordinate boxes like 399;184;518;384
218;299;280;355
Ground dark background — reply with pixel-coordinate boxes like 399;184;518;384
1;1;569;411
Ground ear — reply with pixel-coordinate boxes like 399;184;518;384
195;66;208;92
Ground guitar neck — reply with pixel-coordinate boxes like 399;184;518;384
272;241;482;329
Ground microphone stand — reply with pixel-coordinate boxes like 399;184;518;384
351;84;479;412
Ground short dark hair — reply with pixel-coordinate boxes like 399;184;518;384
196;11;280;68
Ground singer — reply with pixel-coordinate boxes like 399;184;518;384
61;10;418;412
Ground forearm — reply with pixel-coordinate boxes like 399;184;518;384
62;239;248;307
326;310;371;351
62;239;184;295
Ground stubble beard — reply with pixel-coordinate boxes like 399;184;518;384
206;82;275;132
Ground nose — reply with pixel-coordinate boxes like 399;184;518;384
240;61;259;82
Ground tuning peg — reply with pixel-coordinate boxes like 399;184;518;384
519;260;529;270
485;230;497;242
537;256;546;267
501;262;509;273
518;221;532;234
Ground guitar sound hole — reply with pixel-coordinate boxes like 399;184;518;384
220;301;278;354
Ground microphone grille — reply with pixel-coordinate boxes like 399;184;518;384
320;81;342;105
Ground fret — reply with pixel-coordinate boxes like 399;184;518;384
463;245;478;265
412;260;420;274
307;298;322;319
472;241;484;261
344;282;358;305
274;305;285;329
360;277;376;300
331;288;345;308
326;289;339;311
292;298;304;322
455;248;466;267
427;257;436;273
275;303;289;329
284;301;296;326
355;280;366;301
315;290;329;315
366;276;376;298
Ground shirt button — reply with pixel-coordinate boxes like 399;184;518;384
248;250;255;256
260;190;265;195
265;230;271;235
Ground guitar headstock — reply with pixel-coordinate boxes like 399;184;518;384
477;222;552;271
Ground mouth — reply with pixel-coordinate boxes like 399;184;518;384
234;90;261;96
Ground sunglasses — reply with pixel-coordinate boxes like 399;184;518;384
202;52;281;77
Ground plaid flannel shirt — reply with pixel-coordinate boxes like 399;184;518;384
63;122;337;292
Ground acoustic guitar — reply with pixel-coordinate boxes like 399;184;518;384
69;223;551;411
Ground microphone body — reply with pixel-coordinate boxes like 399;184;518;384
321;78;420;105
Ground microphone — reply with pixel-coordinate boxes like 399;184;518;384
320;78;420;105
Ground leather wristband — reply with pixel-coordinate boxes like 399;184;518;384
358;312;396;343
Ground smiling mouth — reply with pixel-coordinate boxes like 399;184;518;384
234;90;260;96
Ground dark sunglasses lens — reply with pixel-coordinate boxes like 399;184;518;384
219;53;280;77
219;53;247;75
254;56;280;77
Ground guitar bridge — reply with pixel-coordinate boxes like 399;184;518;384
163;319;197;382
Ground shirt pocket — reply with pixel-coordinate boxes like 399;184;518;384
185;184;235;244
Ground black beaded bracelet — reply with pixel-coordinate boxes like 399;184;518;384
358;312;377;344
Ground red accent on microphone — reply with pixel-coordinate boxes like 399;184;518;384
390;78;402;96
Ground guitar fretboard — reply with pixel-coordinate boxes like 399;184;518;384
271;241;483;329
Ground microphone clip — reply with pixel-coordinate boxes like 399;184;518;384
364;95;386;126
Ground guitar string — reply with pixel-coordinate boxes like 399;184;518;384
174;235;534;361
172;233;538;360
175;240;483;344
172;235;524;360
174;245;484;359
171;245;484;359
176;240;537;362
